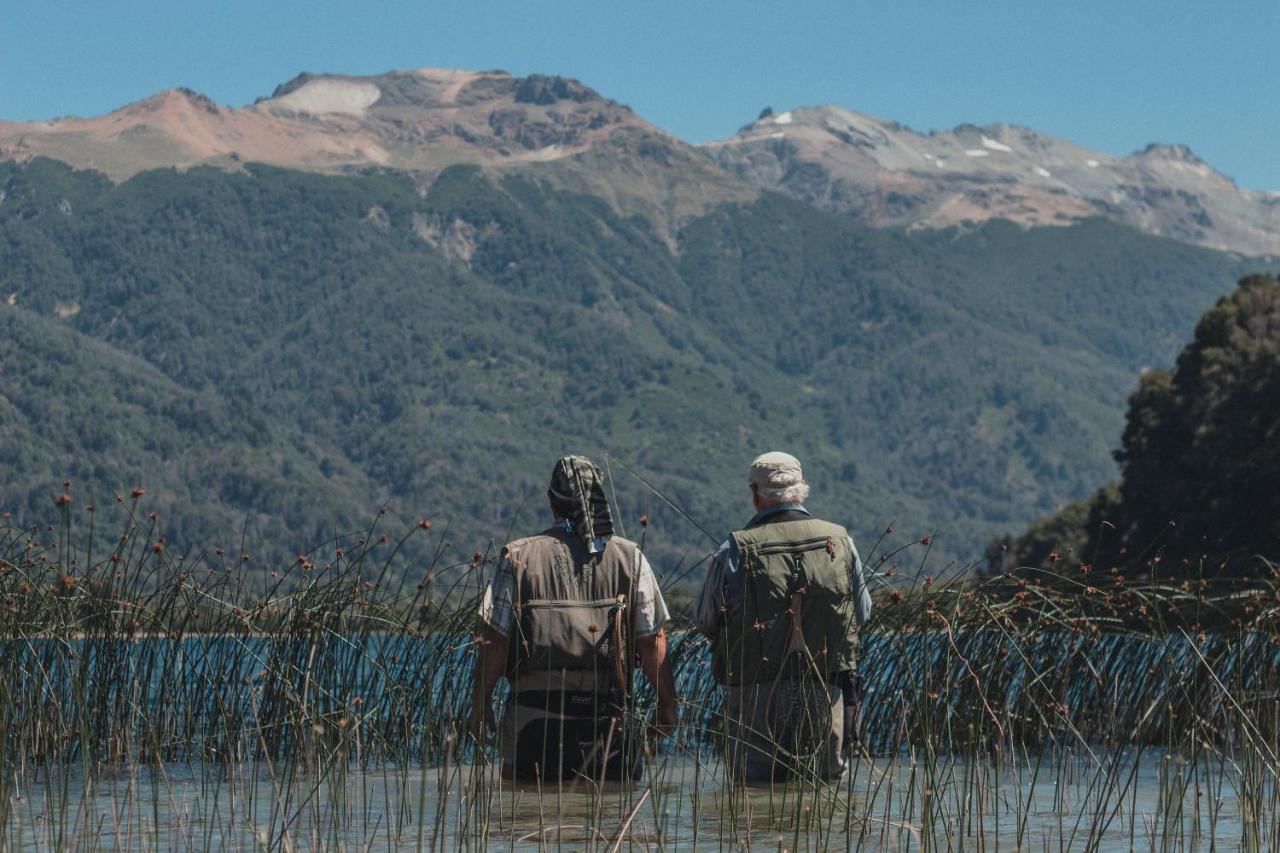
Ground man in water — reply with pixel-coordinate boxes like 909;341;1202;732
470;454;678;781
693;451;872;782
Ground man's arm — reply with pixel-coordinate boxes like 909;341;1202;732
470;550;515;739
629;549;678;736
636;629;678;736
849;538;872;628
691;540;733;637
469;626;508;738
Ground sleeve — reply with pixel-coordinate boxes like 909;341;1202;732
631;550;670;638
477;549;516;637
692;539;734;637
848;537;872;628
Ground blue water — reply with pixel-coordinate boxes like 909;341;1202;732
5;628;1274;760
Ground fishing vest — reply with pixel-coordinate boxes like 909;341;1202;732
712;518;859;686
505;527;637;682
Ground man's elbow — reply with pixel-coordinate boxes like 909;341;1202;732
637;629;675;671
636;629;666;655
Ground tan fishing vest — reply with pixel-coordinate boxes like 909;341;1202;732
712;517;859;685
504;527;638;681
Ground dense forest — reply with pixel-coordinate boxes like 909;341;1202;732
994;274;1279;577
0;158;1258;578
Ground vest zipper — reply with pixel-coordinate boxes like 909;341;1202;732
754;536;836;556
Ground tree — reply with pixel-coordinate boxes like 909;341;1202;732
1001;275;1280;576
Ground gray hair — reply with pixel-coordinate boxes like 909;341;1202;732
754;479;810;507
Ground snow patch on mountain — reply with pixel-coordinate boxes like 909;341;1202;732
266;80;382;117
706;104;1280;254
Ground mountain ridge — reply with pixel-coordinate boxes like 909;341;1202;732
0;68;753;243
706;104;1280;256
2;67;1276;255
0;68;644;175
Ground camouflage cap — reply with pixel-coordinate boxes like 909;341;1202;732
548;455;614;546
748;451;804;489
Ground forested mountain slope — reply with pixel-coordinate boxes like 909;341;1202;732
0;158;1256;575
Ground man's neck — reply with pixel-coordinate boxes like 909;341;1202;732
747;503;810;527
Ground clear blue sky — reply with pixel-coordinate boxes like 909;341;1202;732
3;0;1277;189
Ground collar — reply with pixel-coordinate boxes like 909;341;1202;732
554;518;608;554
746;503;811;528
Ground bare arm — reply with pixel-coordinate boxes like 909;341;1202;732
469;626;508;738
636;629;678;735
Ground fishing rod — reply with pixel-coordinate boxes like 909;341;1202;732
603;454;720;546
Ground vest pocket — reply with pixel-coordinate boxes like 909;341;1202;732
516;599;617;672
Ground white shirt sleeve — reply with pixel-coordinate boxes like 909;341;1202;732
849;537;872;627
477;552;516;637
631;550;670;638
692;539;733;637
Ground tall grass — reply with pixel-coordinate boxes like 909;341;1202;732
2;495;1279;848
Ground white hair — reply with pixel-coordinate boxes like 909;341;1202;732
755;480;810;506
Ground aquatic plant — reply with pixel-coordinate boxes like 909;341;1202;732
2;495;1279;849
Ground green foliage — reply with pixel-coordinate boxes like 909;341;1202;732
985;488;1102;574
0;158;1256;573
1002;275;1280;576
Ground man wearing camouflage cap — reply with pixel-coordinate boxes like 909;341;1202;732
694;451;872;782
471;455;678;781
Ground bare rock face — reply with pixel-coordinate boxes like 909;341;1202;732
705;106;1280;256
6;72;1274;256
0;69;649;179
513;74;597;106
0;68;756;237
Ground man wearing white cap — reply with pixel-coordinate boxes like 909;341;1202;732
693;451;871;782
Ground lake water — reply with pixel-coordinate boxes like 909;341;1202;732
4;746;1266;850
5;630;1278;849
10;629;1276;758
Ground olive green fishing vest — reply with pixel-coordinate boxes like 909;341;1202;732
505;528;637;681
712;518;859;686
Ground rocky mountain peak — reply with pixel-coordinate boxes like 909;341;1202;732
706;104;1279;256
513;74;602;106
0;67;752;241
1133;142;1203;162
2;72;1273;256
123;87;223;117
1127;143;1229;183
266;72;317;100
249;69;618;119
0;67;650;181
